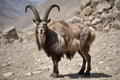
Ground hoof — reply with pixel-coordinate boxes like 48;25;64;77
83;71;90;77
50;73;58;78
78;70;84;75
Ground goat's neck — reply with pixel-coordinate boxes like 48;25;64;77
43;27;58;51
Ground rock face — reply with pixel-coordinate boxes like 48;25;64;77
74;0;120;31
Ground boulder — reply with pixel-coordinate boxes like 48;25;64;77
2;26;19;43
95;1;111;13
80;6;92;17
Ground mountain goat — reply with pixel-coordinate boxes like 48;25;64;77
25;4;95;78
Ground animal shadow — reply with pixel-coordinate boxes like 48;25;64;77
58;72;112;79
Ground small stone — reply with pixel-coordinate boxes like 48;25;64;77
25;72;33;76
91;18;102;25
32;71;42;74
106;67;109;71
2;62;12;67
37;59;41;62
63;76;70;80
80;0;91;8
3;72;14;78
107;58;113;61
95;68;100;71
99;61;104;64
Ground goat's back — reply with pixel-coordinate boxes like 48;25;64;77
48;21;95;52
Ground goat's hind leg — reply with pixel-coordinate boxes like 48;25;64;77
83;51;91;76
78;51;86;75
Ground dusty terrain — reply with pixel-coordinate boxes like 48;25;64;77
0;0;120;80
0;29;120;80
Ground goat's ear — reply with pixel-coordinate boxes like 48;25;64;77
47;19;51;23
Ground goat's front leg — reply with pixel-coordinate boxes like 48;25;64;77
50;57;59;78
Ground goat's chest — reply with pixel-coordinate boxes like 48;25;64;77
43;34;65;54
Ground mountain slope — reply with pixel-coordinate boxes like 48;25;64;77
15;0;80;29
0;0;35;28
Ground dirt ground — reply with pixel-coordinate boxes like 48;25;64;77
0;29;120;80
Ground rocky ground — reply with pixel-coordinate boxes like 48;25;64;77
0;0;120;80
0;28;120;80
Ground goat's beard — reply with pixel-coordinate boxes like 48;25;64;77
38;34;46;48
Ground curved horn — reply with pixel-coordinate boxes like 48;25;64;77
25;5;41;22
43;4;60;22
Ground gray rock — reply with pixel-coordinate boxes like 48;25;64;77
2;26;19;43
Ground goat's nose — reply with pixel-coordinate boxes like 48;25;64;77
40;29;44;34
